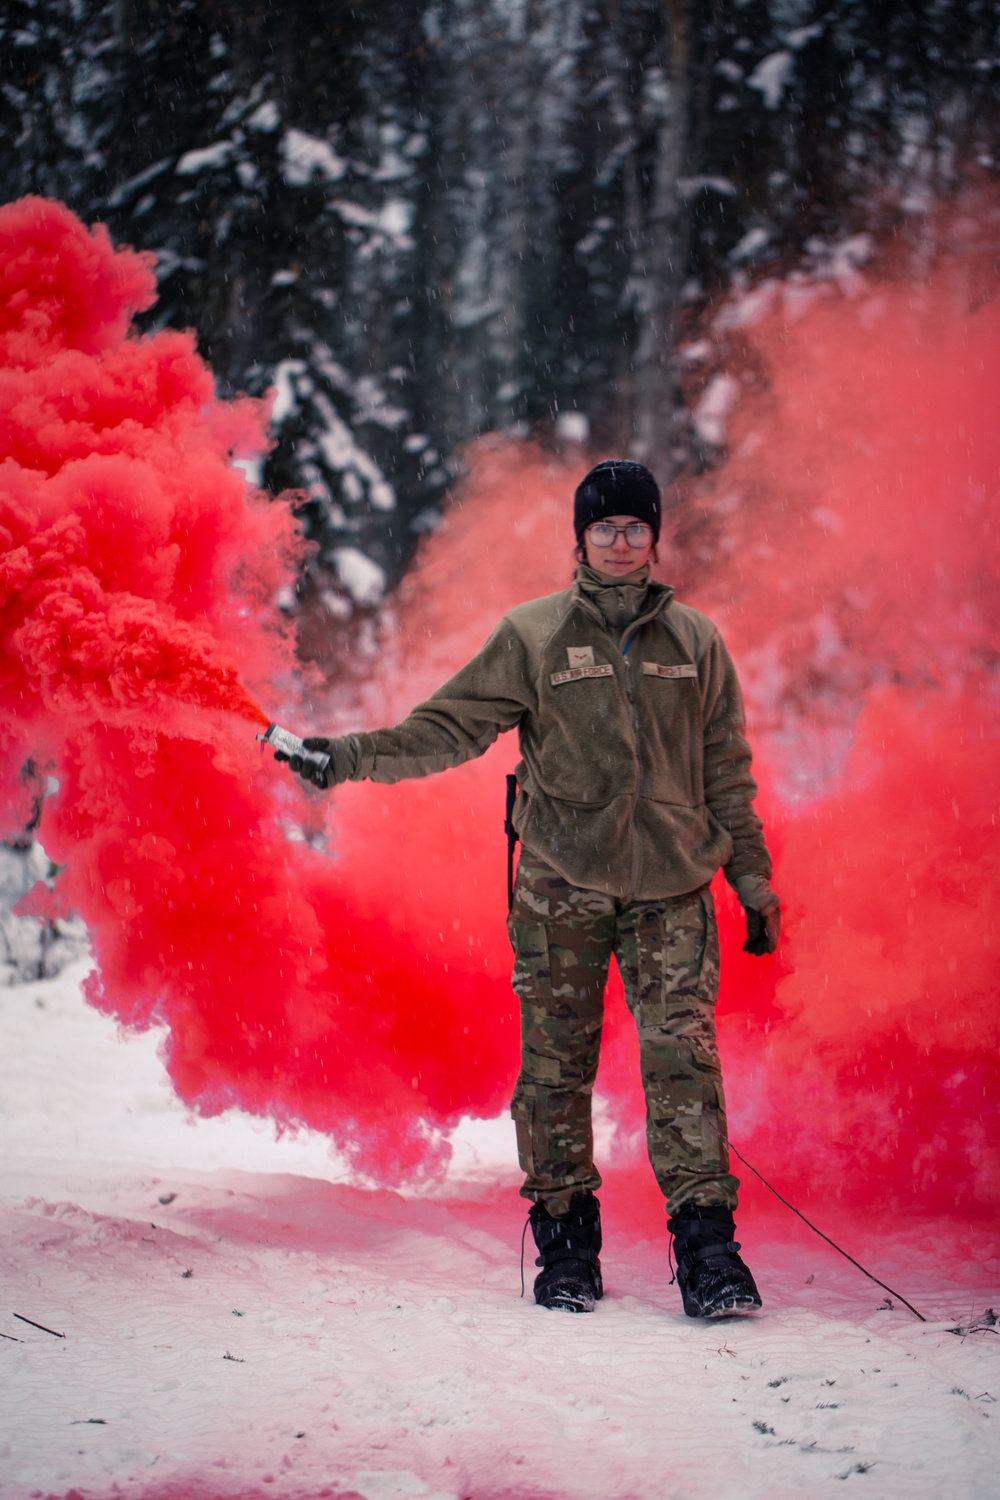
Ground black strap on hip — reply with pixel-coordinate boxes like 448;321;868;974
504;773;519;913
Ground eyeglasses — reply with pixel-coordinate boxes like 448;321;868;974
586;521;653;547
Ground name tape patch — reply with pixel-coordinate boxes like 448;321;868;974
550;664;615;686
642;662;698;680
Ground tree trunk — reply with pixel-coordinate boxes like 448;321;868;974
630;0;693;476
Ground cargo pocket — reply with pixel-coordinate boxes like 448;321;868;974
629;889;709;1032
695;887;721;1005
658;890;721;1061
511;1087;540;1177
696;1062;728;1172
508;919;554;1002
630;905;669;1028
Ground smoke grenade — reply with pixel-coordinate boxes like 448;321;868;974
258;723;332;776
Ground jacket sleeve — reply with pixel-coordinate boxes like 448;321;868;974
699;630;773;884
349;618;534;784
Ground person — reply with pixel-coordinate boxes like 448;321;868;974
277;459;780;1320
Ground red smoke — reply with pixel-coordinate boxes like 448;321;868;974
3;196;998;1215
1;197;516;1178
680;227;1000;1216
0;199;277;739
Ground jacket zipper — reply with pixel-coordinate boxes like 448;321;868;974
616;587;643;900
575;587;670;901
623;648;643;900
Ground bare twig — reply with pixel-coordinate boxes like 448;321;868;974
13;1313;65;1338
727;1142;928;1322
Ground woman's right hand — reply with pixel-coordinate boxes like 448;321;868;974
275;736;357;790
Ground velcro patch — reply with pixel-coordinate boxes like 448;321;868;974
566;645;595;668
642;662;698;680
549;664;615;686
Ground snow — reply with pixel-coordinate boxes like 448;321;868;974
806;234;875;290
713;281;779;331
692;375;740;446
232;455;264;489
247;101;280;134
379;200;415;238
714;60;744;84
281;130;347;187
351;377;409;432
554;412;590;443
107;159;172;208
332;547;387;608
269;359;307;426
677;176;738;199
730;227;772;263
784;24;825;51
2;961;999;1499
0;844;88;986
175;142;235;176
746;52;795;111
288;389;398;512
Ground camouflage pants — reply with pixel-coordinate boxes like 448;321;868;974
509;852;739;1219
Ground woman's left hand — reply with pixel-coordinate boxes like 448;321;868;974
734;874;781;955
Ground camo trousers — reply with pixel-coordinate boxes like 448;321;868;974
509;852;740;1219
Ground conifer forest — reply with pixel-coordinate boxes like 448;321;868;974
3;1;998;630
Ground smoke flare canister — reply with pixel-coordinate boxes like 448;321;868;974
258;723;332;776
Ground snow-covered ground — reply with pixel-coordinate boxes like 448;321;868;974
2;961;998;1500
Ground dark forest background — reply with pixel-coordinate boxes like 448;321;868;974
3;0;998;643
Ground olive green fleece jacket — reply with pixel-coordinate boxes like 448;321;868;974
339;565;772;901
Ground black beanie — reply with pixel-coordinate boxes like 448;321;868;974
573;460;661;541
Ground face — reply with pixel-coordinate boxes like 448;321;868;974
583;514;655;576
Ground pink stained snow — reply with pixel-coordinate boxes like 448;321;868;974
1;959;998;1500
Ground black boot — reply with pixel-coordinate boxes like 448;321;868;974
667;1205;762;1319
529;1191;604;1313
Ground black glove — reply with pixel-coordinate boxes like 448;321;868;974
274;736;357;791
734;874;781;956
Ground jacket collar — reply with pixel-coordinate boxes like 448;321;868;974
572;563;674;637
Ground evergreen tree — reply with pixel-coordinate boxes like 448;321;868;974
2;0;997;626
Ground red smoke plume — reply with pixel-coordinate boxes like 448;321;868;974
681;229;1000;1216
0;196;516;1179
3;196;998;1213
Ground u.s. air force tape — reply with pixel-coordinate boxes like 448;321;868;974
641;662;698;679
548;662;698;686
549;664;615;686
